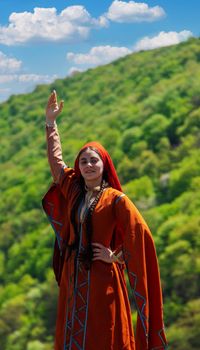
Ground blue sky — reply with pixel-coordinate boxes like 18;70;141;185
0;0;199;102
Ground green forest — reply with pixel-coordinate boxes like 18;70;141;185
0;37;200;350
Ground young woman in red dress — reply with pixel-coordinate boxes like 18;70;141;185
42;91;168;350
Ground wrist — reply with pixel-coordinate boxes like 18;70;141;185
46;119;57;127
111;251;124;264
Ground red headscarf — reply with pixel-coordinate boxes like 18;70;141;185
74;141;122;191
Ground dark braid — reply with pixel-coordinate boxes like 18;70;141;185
67;180;85;260
78;180;107;270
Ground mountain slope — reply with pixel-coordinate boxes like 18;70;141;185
0;37;200;350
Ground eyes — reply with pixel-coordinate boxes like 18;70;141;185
79;158;99;166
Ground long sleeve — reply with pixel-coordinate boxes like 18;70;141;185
42;124;75;285
46;124;67;183
43;125;81;285
115;194;168;350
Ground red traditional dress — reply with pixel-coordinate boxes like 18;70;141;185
42;125;168;350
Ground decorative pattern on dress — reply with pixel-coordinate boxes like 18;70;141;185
47;200;63;250
123;246;168;350
64;203;90;350
64;245;90;350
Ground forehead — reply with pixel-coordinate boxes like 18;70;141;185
79;149;101;160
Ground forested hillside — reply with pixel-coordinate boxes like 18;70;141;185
0;37;200;350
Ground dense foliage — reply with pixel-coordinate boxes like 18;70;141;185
0;37;200;349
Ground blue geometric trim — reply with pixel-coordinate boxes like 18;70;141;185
64;201;90;350
83;270;90;349
150;328;169;350
64;270;74;350
114;193;125;204
129;271;148;338
122;246;149;340
46;201;63;251
123;249;168;349
67;242;90;350
128;269;168;349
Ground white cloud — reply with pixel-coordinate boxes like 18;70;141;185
105;0;165;23
18;74;57;83
0;51;22;72
67;45;131;66
68;67;84;76
0;87;11;103
0;48;58;102
0;73;57;84
0;75;14;83
0;87;10;93
0;6;106;45
66;30;192;70
0;73;58;102
134;30;193;51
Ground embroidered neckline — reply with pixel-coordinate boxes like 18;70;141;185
80;181;109;223
84;181;109;193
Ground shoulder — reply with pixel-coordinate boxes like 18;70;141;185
110;188;148;226
104;187;125;202
59;166;75;180
105;187;134;208
59;166;80;198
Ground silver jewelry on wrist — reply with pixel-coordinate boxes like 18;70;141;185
46;119;56;127
111;251;124;264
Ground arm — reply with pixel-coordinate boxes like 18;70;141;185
115;195;168;350
45;90;66;183
46;123;67;183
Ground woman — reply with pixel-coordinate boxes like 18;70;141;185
42;90;168;350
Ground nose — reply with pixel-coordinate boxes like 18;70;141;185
80;160;92;168
86;161;93;167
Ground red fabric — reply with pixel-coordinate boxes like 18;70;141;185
42;143;168;349
42;176;168;349
74;141;122;191
42;183;70;285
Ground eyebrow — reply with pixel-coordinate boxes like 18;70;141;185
79;156;99;161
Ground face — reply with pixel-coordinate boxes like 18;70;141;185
78;149;104;183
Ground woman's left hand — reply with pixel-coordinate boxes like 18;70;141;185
92;242;124;264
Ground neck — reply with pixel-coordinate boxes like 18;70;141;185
84;176;102;190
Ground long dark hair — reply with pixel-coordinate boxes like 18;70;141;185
70;147;106;270
68;142;122;270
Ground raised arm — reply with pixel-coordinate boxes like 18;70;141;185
45;90;66;183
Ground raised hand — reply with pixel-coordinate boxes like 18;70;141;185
92;242;124;264
46;90;64;122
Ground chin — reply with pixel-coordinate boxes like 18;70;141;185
83;172;101;181
84;175;97;181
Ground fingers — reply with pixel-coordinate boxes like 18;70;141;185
91;243;125;264
92;242;105;248
92;247;105;254
92;243;112;263
92;248;105;258
93;257;101;262
46;90;64;114
58;100;64;113
92;249;103;258
93;254;101;260
53;89;57;103
92;257;109;262
92;243;111;255
47;90;56;106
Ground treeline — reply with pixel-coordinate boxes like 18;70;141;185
0;37;200;349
